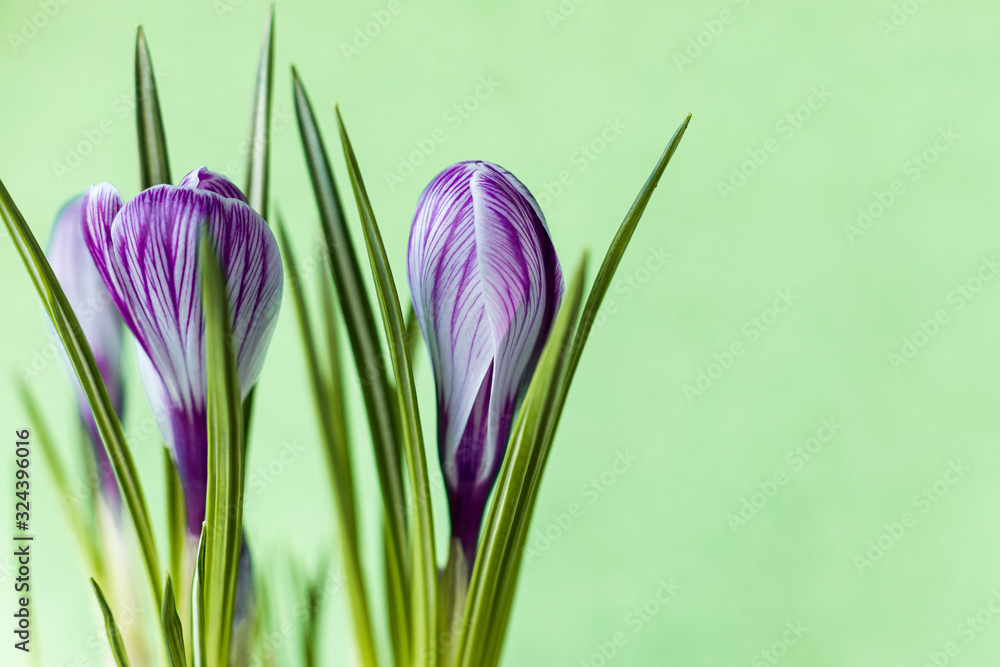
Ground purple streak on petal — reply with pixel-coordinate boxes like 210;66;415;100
178;166;248;203
48;194;125;514
408;160;563;561
84;176;282;530
470;162;562;487
408;163;494;490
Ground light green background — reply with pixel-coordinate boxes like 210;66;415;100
1;0;998;665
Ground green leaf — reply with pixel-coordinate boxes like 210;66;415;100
404;305;421;367
277;217;378;667
384;514;411;667
334;105;438;667
241;3;276;441
302;569;325;667
200;232;246;667
91;578;133;667
460;113;692;667
192;526;208;667
0;178;162;607
244;4;275;218
135;26;171;189
162;576;188;667
456;256;587;667
319;260;358;523
292;67;410;619
17;381;104;581
165;449;187;598
559;113;691;412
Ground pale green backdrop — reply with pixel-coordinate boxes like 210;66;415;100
1;0;998;665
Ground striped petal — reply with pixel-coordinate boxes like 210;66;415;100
47;194;124;512
82;170;282;532
408;161;562;561
179;166;248;203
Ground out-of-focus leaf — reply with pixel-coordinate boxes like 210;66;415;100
292;70;410;600
0;177;161;607
18;381;104;581
278;219;378;667
334;105;438;667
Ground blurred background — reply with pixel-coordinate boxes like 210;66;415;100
1;0;999;664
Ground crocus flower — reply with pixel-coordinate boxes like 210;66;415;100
47;194;124;514
408;161;563;566
82;167;283;534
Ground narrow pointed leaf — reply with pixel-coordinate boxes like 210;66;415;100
279;219;378;667
461;114;691;667
136;26;171;188
456;256;587;667
384;515;410;667
293;68;410;603
245;4;275;217
319;261;358;523
1;177;161;606
192;526;208;667
91;578;133;667
162;576;188;667
165;449;187;593
334;105;438;666
562;114;690;408
18;381;104;580
241;4;276;438
201;232;246;667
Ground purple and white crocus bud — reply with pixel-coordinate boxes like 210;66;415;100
47;195;124;514
408;161;563;566
82;167;283;534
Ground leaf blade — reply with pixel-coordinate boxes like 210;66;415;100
334;105;438;667
0;178;161;607
91;578;133;667
292;67;410;624
161;576;188;667
277;217;379;667
135;26;171;189
200;232;246;667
